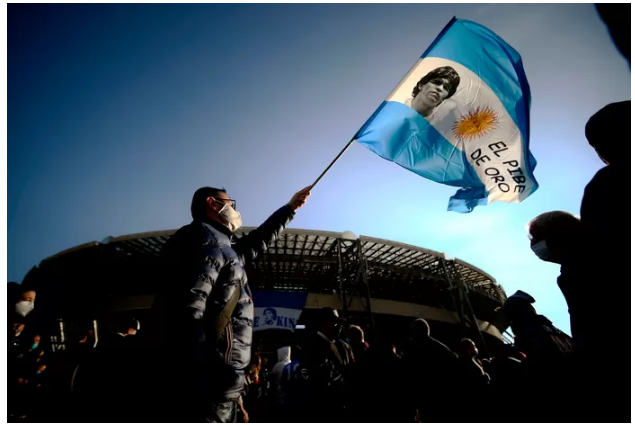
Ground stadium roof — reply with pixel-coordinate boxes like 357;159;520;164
41;227;506;304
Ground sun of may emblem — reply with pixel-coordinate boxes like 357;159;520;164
452;106;499;141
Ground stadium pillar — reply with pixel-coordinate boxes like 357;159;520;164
358;242;377;343
441;261;466;333
336;239;348;317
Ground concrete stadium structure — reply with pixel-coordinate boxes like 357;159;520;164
23;227;509;352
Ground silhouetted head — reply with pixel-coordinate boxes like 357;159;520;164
585;100;630;166
527;211;581;264
459;338;478;359
502;291;538;334
411;318;431;340
347;325;364;344
317;308;345;340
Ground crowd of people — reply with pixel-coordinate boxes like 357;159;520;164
7;282;146;422
7;4;629;423
221;307;574;423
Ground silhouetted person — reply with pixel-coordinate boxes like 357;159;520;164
346;325;370;365
151;185;310;422
502;291;575;421
485;344;527;416
284;308;354;423
457;339;489;388
580;101;628;348
596;4;630;64
366;342;405;423
576;100;630;421
527;211;583;336
346;325;372;422
401;318;458;423
456;339;489;421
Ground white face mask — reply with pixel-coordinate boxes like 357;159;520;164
531;240;551;262
16;301;34;317
219;203;243;232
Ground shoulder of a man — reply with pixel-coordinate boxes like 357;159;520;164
430;336;458;359
170;221;226;248
582;166;614;211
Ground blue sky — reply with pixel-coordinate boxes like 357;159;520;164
8;4;630;334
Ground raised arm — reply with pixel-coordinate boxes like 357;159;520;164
234;186;311;263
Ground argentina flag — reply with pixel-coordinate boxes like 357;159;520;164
355;18;538;212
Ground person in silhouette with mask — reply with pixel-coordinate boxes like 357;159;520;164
527;210;582;336
9;287;39;354
151;185;311;423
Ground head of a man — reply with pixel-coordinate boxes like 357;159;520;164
191;187;242;232
263;308;277;325
317;308;345;340
410;318;430;341
15;289;36;317
502;291;537;334
347;325;364;345
527;211;581;264
459;338;478;359
411;66;460;117
585;100;630;166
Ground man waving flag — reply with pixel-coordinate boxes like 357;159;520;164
355;18;538;212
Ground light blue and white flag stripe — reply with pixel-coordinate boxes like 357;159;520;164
355;18;538;212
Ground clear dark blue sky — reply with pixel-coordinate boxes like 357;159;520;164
8;4;630;333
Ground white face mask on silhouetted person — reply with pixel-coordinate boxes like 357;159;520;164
218;202;243;232
15;301;34;317
531;240;551;262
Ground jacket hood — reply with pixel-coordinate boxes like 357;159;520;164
277;346;291;363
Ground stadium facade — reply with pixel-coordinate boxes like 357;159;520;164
22;228;509;353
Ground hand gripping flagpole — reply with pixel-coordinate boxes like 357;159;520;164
311;138;356;188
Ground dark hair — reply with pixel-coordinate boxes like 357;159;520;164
263;308;277;317
460;338;475;351
347;325;364;343
585;100;629;165
191;187;226;221
412;66;460;99
528;211;580;243
411;318;430;338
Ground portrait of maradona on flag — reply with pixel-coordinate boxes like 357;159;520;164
402;65;460;119
355;18;538;212
388;57;476;127
387;56;512;147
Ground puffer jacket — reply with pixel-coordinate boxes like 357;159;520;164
152;204;295;401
